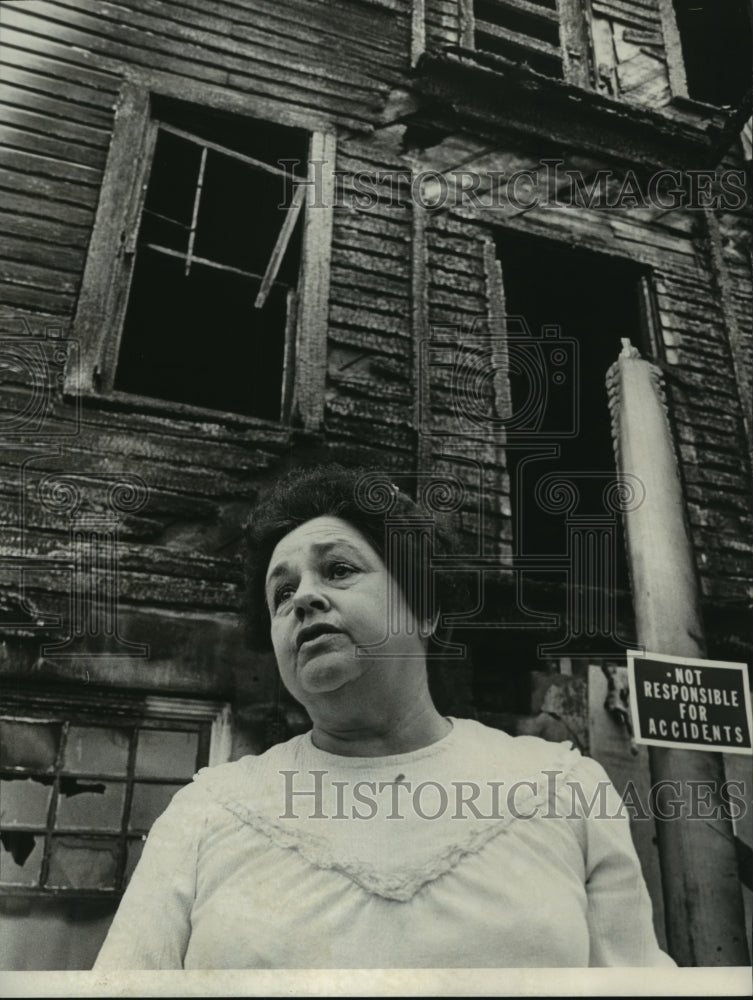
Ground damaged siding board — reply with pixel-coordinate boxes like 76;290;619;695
325;141;415;457
655;259;753;602
426;212;511;558
590;0;671;107
425;0;465;49
592;0;662;29
711;157;753;465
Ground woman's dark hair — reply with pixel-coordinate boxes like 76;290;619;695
244;463;467;655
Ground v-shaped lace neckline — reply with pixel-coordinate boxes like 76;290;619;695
195;720;583;901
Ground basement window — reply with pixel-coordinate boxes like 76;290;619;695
70;84;335;428
472;0;565;78
666;0;753;106
0;698;229;895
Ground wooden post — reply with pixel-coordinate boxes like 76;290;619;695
607;341;750;966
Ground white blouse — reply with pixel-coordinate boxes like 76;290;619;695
94;718;674;968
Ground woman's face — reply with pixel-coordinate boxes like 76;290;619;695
265;515;427;707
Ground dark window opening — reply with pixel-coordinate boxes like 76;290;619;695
114;102;308;422
473;0;564;78
495;232;651;596
672;0;753;106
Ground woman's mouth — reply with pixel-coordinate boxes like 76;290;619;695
296;624;343;650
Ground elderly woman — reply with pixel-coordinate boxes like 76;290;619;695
94;465;673;969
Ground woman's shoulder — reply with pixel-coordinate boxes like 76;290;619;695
451;716;589;776
188;732;310;799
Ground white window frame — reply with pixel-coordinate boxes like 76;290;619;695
0;689;232;897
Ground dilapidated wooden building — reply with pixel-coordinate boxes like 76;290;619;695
0;0;751;971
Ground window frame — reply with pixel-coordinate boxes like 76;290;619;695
0;689;231;898
67;76;335;432
657;0;753;108
454;0;593;88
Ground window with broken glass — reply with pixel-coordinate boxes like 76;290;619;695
115;107;306;422
0;713;210;895
69;87;334;428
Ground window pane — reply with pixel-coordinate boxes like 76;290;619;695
0;721;60;771
0;777;52;827
134;730;199;780
62;726;130;777
0;832;43;886
124;836;145;884
54;779;126;832
128;783;182;831
115;250;288;421
46;837;119;890
194;152;301;281
140;129;201;250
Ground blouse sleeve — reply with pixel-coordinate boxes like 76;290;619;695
93;782;206;970
567;756;676;967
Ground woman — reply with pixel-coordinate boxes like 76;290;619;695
94;465;674;969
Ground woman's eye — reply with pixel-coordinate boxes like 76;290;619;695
273;584;295;609
329;562;355;580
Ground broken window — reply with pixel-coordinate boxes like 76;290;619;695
0;709;215;894
669;0;753;106
115;107;305;422
472;0;564;78
70;84;335;428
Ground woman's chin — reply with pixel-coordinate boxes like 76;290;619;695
297;654;358;694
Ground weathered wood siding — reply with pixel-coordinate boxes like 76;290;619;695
425;212;511;556
0;0;411;709
428;143;753;625
425;0;672;108
0;0;409;317
589;0;671;106
425;0;462;49
714;150;753;467
323;139;415;466
0;0;751;699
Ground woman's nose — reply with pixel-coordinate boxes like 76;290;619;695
292;577;330;618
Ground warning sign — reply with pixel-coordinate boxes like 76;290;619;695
628;651;753;755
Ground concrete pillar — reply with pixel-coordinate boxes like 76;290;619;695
607;340;749;966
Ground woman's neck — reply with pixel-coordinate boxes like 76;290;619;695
309;700;452;757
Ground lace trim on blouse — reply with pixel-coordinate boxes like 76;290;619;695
193;722;585;902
